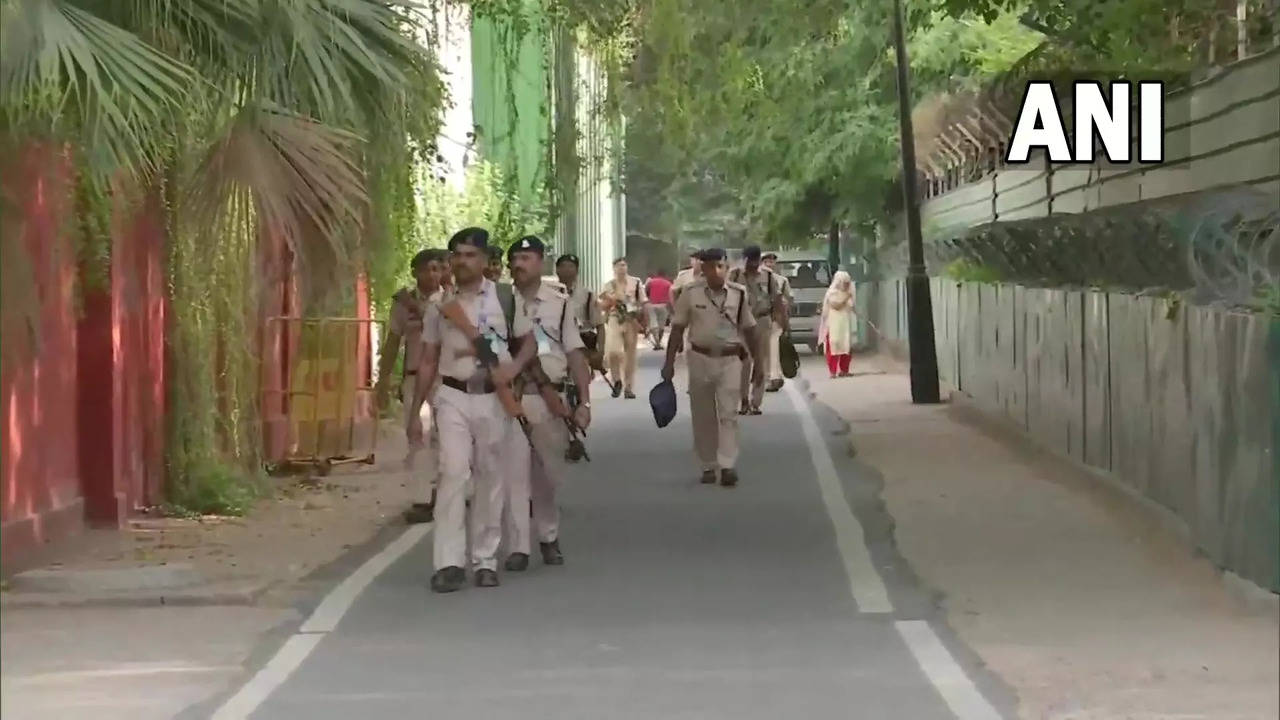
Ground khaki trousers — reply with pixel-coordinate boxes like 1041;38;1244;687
502;394;570;555
687;350;742;471
433;385;511;572
769;324;784;381
739;316;772;409
401;374;437;504
606;321;639;391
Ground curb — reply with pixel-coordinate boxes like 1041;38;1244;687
0;579;275;609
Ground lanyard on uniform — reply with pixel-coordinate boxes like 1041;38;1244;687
704;286;736;326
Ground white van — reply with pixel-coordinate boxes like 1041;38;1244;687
767;251;833;351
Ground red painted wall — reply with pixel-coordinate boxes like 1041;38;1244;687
1;147;84;567
2;148;169;568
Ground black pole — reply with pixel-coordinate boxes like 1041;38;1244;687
891;0;941;404
827;220;840;273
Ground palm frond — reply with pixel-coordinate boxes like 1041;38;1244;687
0;0;193;177
187;104;367;262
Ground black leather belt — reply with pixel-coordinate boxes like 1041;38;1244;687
691;344;743;358
441;376;494;394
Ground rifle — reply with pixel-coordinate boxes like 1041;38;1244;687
437;299;525;421
516;340;592;463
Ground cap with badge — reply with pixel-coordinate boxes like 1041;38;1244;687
556;253;580;267
762;251;778;260
696;247;726;262
447;227;489;252
507;234;546;260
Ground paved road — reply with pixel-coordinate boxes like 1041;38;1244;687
220;352;1010;719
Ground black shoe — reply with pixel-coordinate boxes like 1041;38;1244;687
738;404;750;415
504;553;530;572
749;407;763;416
430;566;466;594
403;503;433;524
624;390;636;399
539;540;565;566
475;569;500;587
611;381;622;398
766;379;783;392
700;470;718;484
720;468;739;487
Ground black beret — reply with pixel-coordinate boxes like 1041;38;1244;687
507;235;546;259
447;227;489;252
556;253;580;267
697;248;726;262
742;245;762;260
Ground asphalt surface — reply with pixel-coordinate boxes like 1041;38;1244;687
236;352;1011;719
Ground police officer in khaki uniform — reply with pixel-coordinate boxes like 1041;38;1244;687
502;237;594;570
376;249;447;523
761;251;792;392
662;248;763;487
601;258;647;399
412;228;536;593
729;245;786;415
555;254;604;367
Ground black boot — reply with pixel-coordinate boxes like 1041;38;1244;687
474;569;501;587
430;566;466;594
403;503;433;524
539;540;565;566
720;468;739;487
505;553;530;572
700;469;718;484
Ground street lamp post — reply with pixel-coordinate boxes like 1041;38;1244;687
890;0;941;404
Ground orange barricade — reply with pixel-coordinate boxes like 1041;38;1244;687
261;317;380;475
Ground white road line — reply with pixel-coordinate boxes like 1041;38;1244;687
210;523;432;720
301;523;433;633
783;382;894;613
895;620;1003;720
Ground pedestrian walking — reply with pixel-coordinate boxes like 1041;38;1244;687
669;249;702;355
662;248;763;487
555;254;606;381
376;248;447;524
644;269;673;350
411;227;537;593
728;246;785;415
761;251;791;392
502;236;594;571
819;270;856;378
601;258;647;399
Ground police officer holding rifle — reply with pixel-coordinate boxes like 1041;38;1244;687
410;228;539;593
501;236;593;571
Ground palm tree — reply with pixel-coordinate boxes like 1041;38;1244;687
0;0;446;507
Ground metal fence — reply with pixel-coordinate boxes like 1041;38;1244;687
865;278;1280;592
261;317;380;475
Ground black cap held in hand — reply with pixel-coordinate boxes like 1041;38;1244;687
448;227;489;252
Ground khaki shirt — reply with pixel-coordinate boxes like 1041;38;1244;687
564;284;603;330
513;281;584;383
730;267;781;319
601;276;647;315
672;279;755;349
389;287;435;371
422;279;513;381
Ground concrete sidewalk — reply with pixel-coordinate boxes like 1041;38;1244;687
797;352;1279;720
0;422;421;720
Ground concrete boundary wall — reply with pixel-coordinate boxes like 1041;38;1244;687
864;279;1280;592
